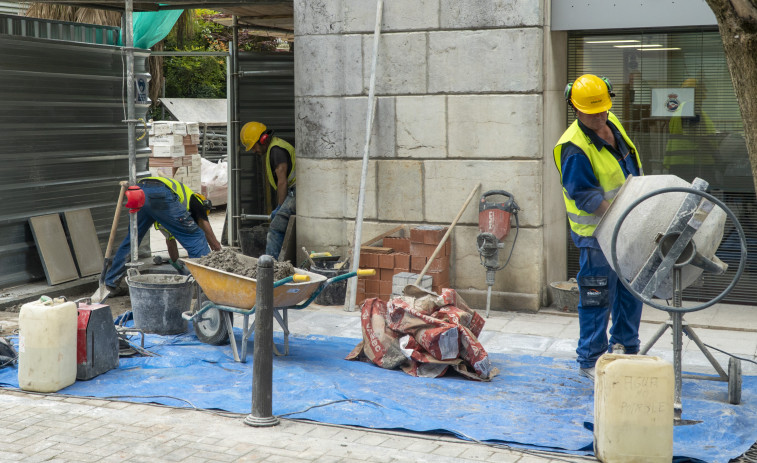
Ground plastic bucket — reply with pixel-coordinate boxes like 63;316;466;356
126;273;193;335
309;264;348;306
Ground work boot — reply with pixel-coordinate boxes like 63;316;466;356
579;367;595;382
611;343;626;354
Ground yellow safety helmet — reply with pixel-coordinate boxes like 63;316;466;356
565;74;613;114
240;121;267;151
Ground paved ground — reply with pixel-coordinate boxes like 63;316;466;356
1;208;755;462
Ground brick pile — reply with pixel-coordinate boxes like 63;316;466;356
353;226;451;304
409;226;450;294
148;121;202;192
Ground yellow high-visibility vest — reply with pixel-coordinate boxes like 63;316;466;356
265;137;296;189
553;112;642;236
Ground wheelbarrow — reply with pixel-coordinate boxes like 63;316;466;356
181;252;374;361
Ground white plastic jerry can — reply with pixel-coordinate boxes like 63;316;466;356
594;353;674;463
18;298;77;393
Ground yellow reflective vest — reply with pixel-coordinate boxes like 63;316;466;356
140;176;196;210
553;112;642;237
265;138;296;189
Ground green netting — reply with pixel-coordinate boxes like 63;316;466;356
118;10;183;49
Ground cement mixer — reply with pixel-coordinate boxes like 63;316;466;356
594;175;747;420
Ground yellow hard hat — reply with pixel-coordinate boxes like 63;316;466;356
565;74;613;114
682;78;698;88
240;121;267;151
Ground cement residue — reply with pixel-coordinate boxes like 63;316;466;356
197;248;295;280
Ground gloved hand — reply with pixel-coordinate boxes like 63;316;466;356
169;259;189;275
270;205;281;221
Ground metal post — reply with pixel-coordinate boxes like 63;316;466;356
672;268;683;420
229;16;241;247
124;0;140;267
244;255;279;427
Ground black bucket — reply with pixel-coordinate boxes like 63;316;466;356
126;273;192;335
239;225;269;258
310;264;348;306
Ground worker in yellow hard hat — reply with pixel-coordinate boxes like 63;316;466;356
240;121;296;260
553;74;644;382
665;78;717;182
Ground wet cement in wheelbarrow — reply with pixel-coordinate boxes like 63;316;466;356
196;248;295;280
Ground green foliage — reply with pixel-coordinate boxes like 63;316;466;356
164;53;227;98
158;10;284;102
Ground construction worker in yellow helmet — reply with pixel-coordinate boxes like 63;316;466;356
240;121;296;260
553;74;644;382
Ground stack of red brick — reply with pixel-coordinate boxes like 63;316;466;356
355;237;411;303
354;226;451;304
409;226;450;294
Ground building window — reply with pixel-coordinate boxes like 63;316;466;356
567;30;755;305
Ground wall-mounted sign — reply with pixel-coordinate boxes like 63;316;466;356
651;87;695;118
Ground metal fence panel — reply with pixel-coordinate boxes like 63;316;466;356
0;33;149;288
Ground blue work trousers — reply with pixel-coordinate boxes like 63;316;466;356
576;246;643;369
266;186;296;259
105;182;210;287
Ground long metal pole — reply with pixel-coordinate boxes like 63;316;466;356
672;268;683;420
244;255;279;427
229;15;240;247
124;0;139;265
344;0;383;312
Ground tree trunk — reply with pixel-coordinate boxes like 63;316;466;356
706;0;757;195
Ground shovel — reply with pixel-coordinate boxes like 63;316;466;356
92;181;128;303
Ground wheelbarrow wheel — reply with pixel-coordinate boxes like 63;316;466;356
194;306;229;345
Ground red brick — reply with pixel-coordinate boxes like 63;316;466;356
383;237;410;253
411;255;427;272
410;240;451;258
365;280;380;295
394;252;410;270
378;253;394;269
379;280;392;297
410;226;448;245
426;268;450;285
360;252;379;268
380;268;396;281
427;255;450;272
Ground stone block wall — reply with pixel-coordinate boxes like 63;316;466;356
294;0;567;312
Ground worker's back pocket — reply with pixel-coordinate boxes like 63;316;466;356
578;276;609;308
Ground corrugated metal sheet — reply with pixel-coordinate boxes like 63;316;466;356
0;2;28;16
0;13;119;45
238;52;294;217
0;33;150;288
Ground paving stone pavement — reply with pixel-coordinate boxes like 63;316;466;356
0;389;595;462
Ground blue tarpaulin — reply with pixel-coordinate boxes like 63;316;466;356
1;327;754;462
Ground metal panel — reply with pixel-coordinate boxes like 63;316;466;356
0;13;120;45
0;3;28;16
551;0;717;31
237;52;294;218
0;33;150;288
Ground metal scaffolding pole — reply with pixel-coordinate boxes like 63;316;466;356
227;15;240;247
124;0;139;267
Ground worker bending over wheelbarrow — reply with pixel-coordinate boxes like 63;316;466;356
98;176;222;300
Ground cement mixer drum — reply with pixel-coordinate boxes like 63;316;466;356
594;175;727;301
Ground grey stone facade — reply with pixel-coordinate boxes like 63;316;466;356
294;0;567;312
